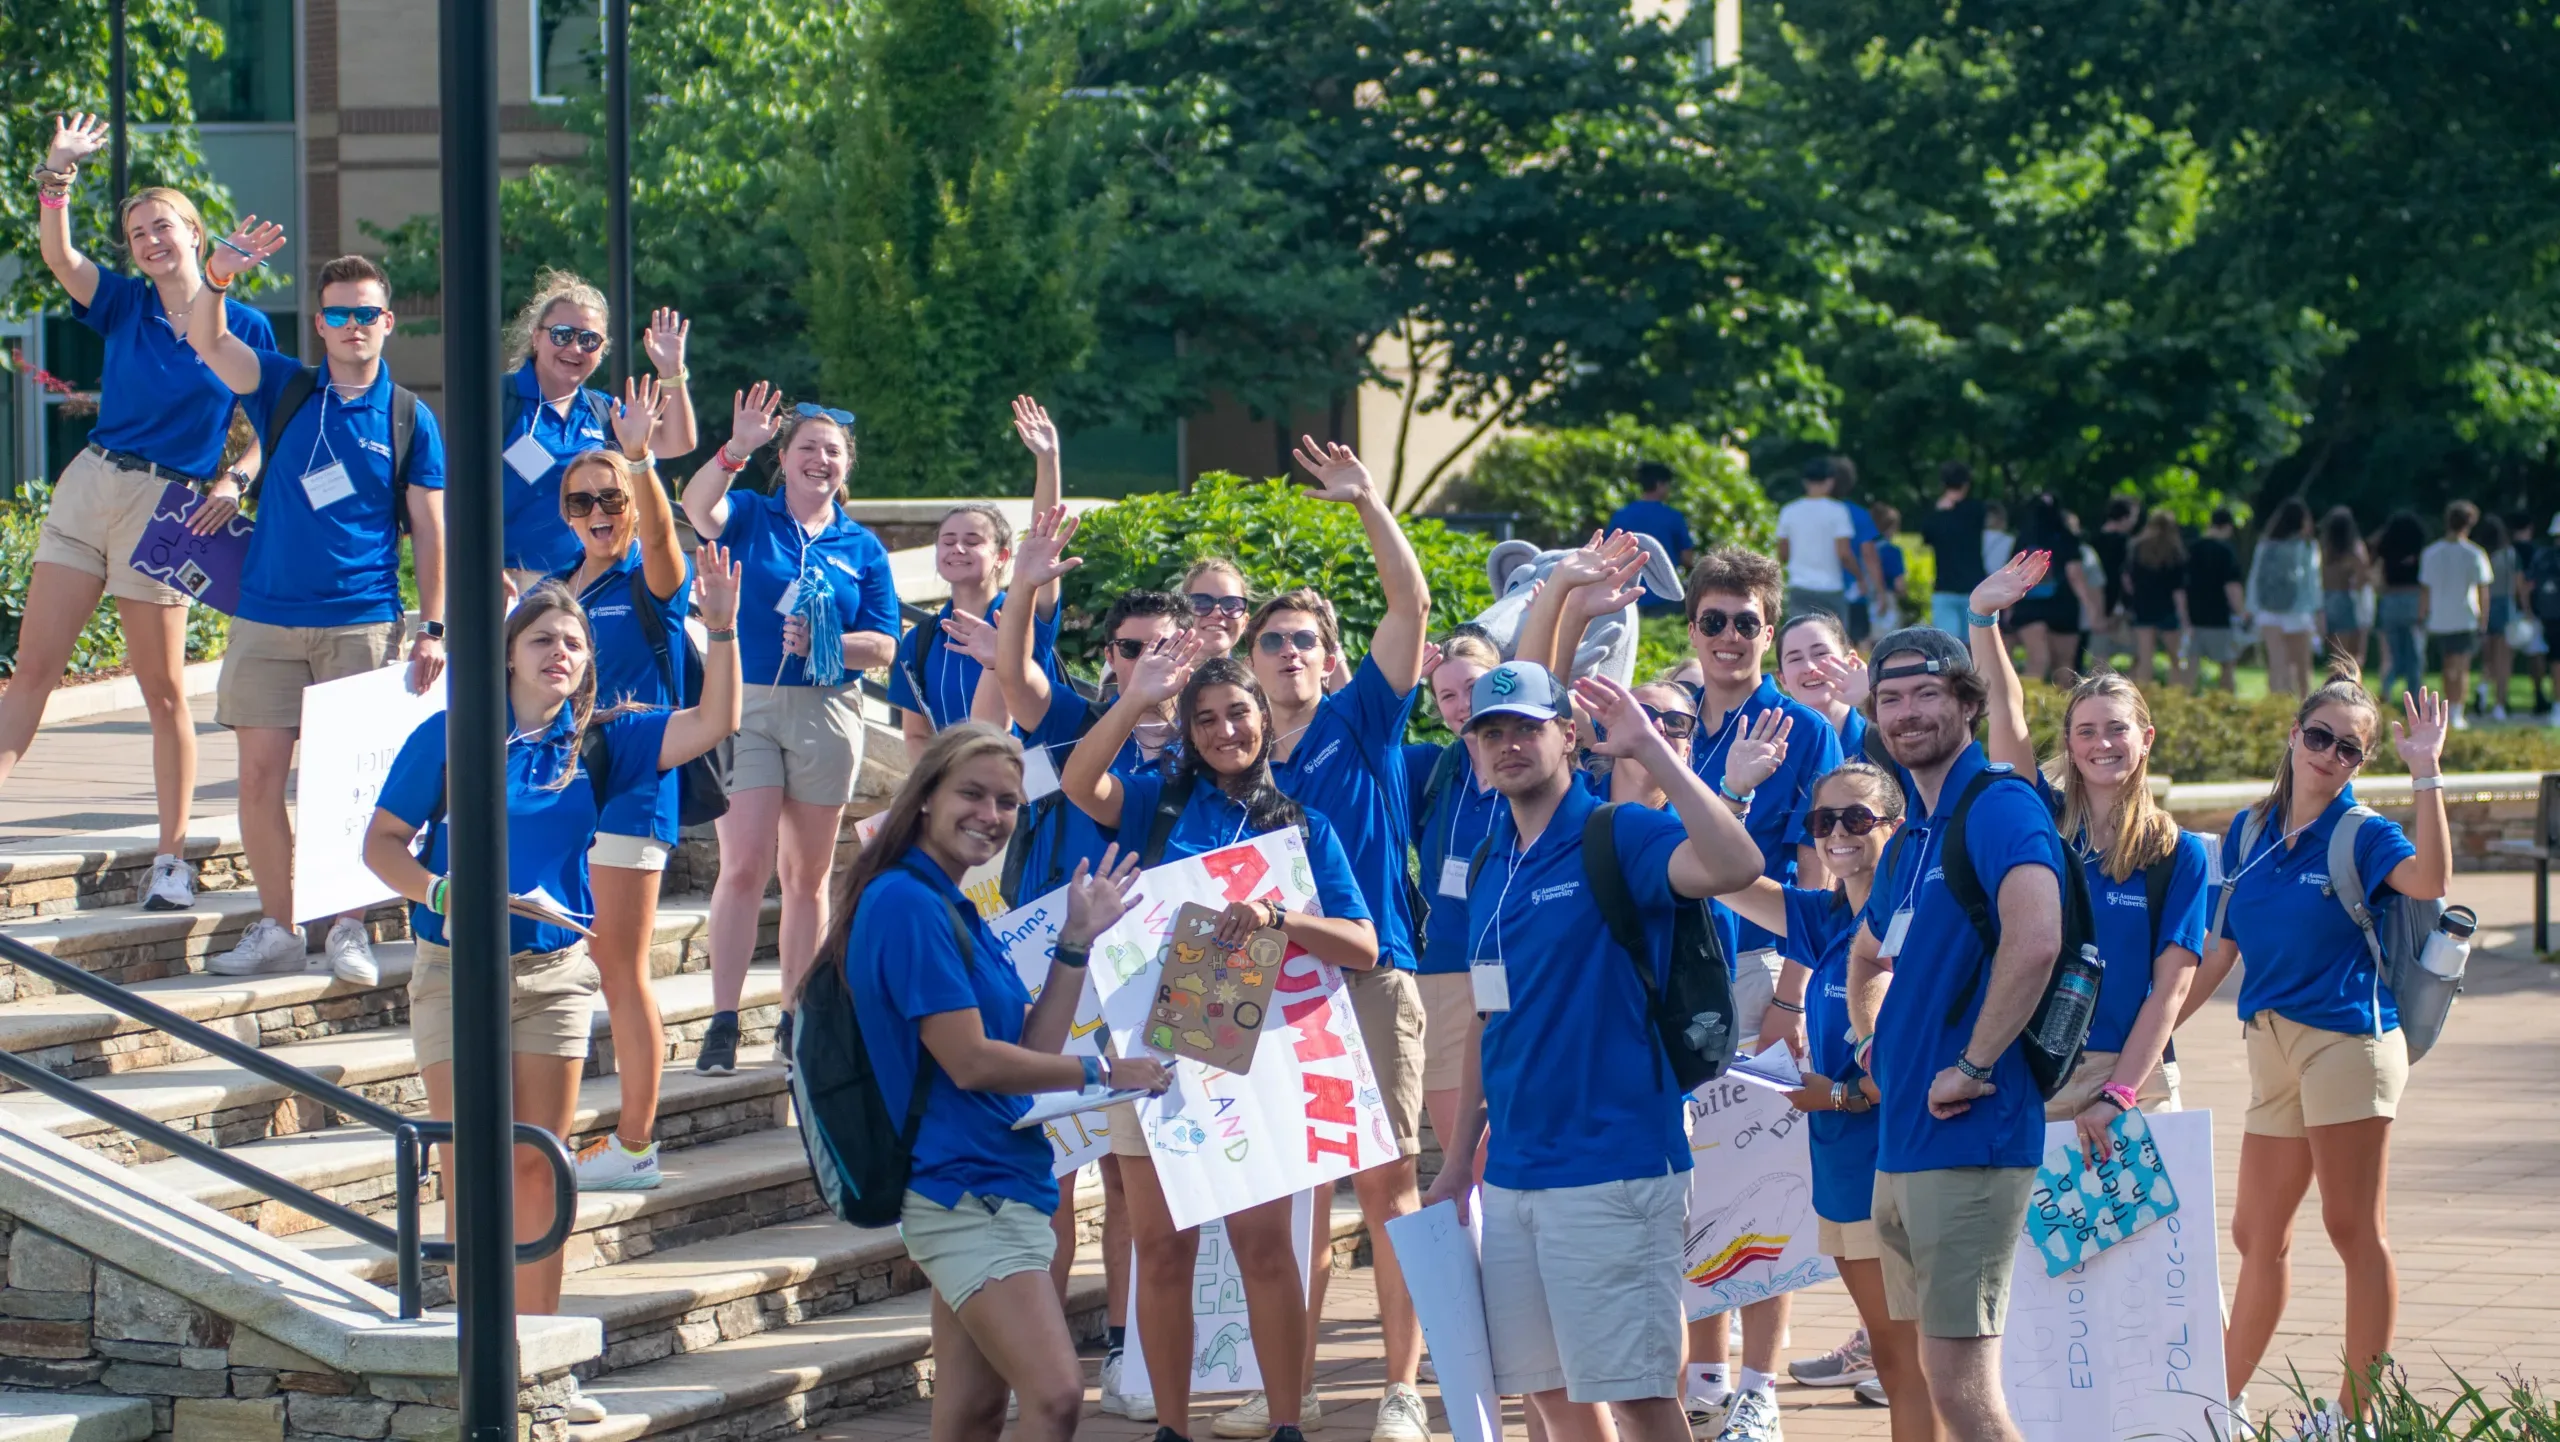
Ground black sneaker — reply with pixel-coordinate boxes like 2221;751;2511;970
773;1009;795;1073
1271;1428;1305;1442
1150;1429;1193;1442
695;1011;740;1075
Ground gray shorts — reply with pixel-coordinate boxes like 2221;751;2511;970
2190;626;2242;664
1480;1173;1689;1403
722;682;864;806
1872;1166;2034;1338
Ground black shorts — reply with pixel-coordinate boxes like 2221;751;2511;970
2011;595;2079;632
1847;599;1873;643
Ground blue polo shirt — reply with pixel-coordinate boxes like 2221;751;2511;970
1843;502;1881;603
1606;499;1695;606
1110;773;1371;928
1270;656;1420;970
1467;784;1702;1190
1781;885;1881;1225
889;598;1066;733
2081;832;2210;1055
846;850;1056;1213
1690;677;1843;951
376;702;671;955
2216;792;2416;1035
551;545;694;846
500;364;615;573
714;489;900;688
236;355;448;628
1835;705;1872;766
1406;740;1502;976
1858;746;2064;1172
1004;686;1162;906
73;271;278;478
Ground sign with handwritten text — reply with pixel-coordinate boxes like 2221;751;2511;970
1120;1189;1315;1397
1680;1076;1837;1318
988;883;1113;1176
291;664;445;923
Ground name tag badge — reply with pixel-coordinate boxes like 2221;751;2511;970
1469;958;1511;1013
1020;745;1061;802
502;431;554;483
1881;908;1913;960
1437;857;1471;900
774;579;803;617
299;460;356;510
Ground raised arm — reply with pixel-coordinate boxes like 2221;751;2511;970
610;375;687;602
681;382;782;540
641;308;698;458
658;544;743;768
1013;397;1065;611
2384;688;2451;901
992;507;1082;730
1967;551;2049;772
1017;851;1152;1058
36;114;108;306
1061;631;1203;830
1575;674;1764;898
1294;436;1430;693
187;217;289;395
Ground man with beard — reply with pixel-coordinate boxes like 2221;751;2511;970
1846;628;2064;1442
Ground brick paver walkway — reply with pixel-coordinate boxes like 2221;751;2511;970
0;701;237;843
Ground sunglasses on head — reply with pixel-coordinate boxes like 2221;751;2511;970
1807;806;1887;839
563;489;630;518
320;305;387;328
545;323;605;353
1188;592;1249;619
1640;704;1698;739
1256;629;1323;656
2298;722;2366;768
1693;608;1765;640
794;402;858;428
1107;638;1154;660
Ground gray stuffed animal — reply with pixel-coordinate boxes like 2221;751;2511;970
1465;537;1685;685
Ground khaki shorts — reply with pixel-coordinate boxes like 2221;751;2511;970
408;939;599;1070
1481;1174;1689;1403
1106;1101;1149;1159
215;617;406;730
898;1189;1057;1310
33;448;192;605
589;832;671;872
1732;946;1782;1037
2244;1011;2408;1137
2043;1050;2178;1122
1348;966;1425;1158
722;683;863;806
1418;971;1476;1092
1819;1216;1882;1263
1872;1166;2035;1339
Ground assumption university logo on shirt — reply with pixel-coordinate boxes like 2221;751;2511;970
2104;889;2147;910
1530;881;1582;905
1304;739;1343;772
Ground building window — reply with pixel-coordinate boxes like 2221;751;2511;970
188;0;296;125
535;0;605;102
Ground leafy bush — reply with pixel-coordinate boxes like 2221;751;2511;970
1056;471;1495;670
0;502;228;678
2015;677;2560;783
1435;419;1776;554
2270;1360;2560;1441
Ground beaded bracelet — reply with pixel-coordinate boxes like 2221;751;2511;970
2099;1082;2140;1113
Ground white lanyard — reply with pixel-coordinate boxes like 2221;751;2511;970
1472;817;1541;968
2224;814;2321;896
302;385;341;478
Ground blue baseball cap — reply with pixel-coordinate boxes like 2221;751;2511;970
1466;660;1568;728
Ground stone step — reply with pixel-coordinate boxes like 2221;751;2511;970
0;1394;153;1442
0;816;253;925
0;887;412;994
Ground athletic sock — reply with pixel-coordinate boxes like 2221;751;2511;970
1107;1324;1126;1352
1741;1366;1779;1396
1688;1363;1731;1407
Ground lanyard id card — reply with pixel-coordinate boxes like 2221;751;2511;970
1437;857;1470;900
1021;745;1062;802
300;459;356;510
1880;908;1913;960
1469;958;1511;1012
503;431;553;483
774;578;803;617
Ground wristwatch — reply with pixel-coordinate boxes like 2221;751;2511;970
1953;1053;1995;1083
417;621;446;641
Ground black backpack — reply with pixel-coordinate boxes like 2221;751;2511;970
790;865;971;1228
2529;543;2560;626
625;568;729;828
1908;765;2097;1099
249;365;423;529
994;682;1127;908
1409;742;1471;932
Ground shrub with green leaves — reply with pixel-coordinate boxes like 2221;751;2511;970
0;503;228;678
2016;678;2560;783
1434;418;1776;555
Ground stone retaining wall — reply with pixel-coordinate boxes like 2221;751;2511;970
2166;784;2542;871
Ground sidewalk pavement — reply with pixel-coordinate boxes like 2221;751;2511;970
823;870;2560;1441
0;702;237;844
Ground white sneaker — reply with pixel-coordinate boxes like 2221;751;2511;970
1716;1387;1783;1442
1372;1381;1429;1440
1417;1357;1436;1385
1212;1389;1322;1437
207;917;305;976
324;917;379;986
2452;708;2471;730
141;854;195;911
1099;1351;1156;1422
573;1135;662;1192
1853;1377;1889;1407
560;1376;607;1425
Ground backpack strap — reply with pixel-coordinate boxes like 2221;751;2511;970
2207;808;2271;946
1578;803;1657;1004
1419;741;1467;826
1466;837;1493;892
1935;767;2023;1027
2326;806;2388;970
630;567;679;697
247;365;324;505
2144;851;2178;961
1140;770;1200;869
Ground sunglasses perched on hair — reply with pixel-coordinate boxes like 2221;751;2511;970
2298;722;2367;769
1188;592;1249;619
1256;629;1324;656
320;305;388;328
562;489;630;518
545;323;605;353
1641;705;1699;739
1107;638;1155;660
1693;608;1766;640
1807;806;1887;839
794;402;858;428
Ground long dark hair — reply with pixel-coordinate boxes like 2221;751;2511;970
507;581;607;791
2261;498;2311;542
1169;656;1302;834
2318;505;2364;563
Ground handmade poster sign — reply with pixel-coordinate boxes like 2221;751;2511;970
2026;1108;2181;1277
989;886;1112;1177
1144;902;1285;1073
1089;830;1395;1230
1680;1074;1837;1318
1120;1189;1315;1398
127;481;252;614
2004;1109;2233;1442
290;665;446;922
1383;1199;1500;1442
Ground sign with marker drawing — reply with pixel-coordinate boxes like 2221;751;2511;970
1145;902;1284;1073
2025;1107;2181;1277
1679;1075;1836;1319
1120;1189;1315;1398
291;664;446;923
988;885;1112;1177
1088;830;1394;1231
127;481;252;615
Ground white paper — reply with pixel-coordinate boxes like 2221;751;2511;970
291;664;447;923
1680;1075;1838;1318
1121;1189;1315;1397
1882;908;1912;958
1729;1041;1804;1092
1468;959;1509;1012
1437;857;1470;900
299;459;355;510
774;578;802;616
1383;1200;1501;1442
503;430;554;483
989;884;1113;1176
1012;1086;1147;1130
2004;1109;2234;1442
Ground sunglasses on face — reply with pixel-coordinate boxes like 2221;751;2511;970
320;305;387;328
1693;608;1766;640
1256;629;1323;656
794;401;858;428
2298;722;2366;768
563;489;630;518
1108;638;1153;660
1641;705;1699;739
1807;806;1886;839
1188;592;1249;619
545;323;605;353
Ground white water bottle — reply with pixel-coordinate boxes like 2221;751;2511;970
2418;906;2478;981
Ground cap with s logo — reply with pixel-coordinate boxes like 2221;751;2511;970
1466;660;1566;727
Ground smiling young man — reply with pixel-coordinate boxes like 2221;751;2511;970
1846;628;2065;1442
1421;661;1760;1442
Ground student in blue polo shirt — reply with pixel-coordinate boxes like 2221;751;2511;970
6;116;283;913
1417;661;1761;1442
1062;640;1380;1442
1843;627;2066;1442
682;385;901;1075
183;248;451;988
1778;611;1873;764
1605;461;1697;612
2182;662;2448;1423
830;724;1168;1442
497;270;696;578
1405;632;1507;1183
360;565;741;1424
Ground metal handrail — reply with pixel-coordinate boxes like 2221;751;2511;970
0;932;576;1319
